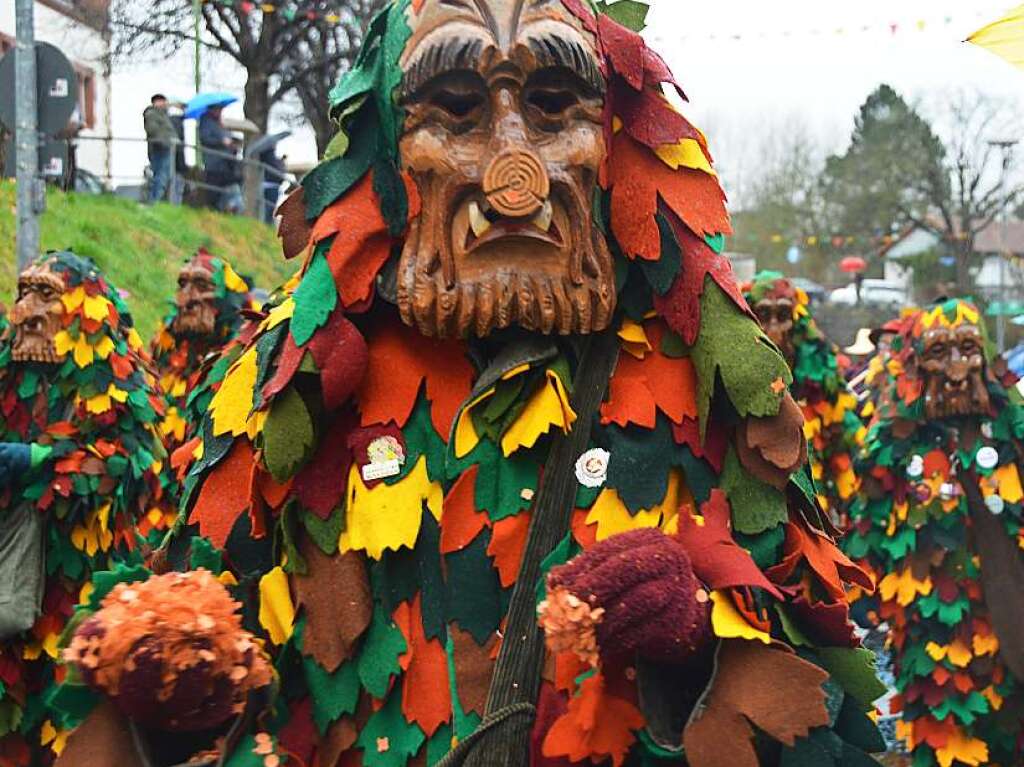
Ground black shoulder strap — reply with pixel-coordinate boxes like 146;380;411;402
439;329;620;767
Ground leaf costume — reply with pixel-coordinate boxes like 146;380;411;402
743;272;864;522
0;251;170;766
845;298;1024;767
56;3;884;766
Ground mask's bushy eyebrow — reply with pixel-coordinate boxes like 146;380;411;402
525;32;604;94
402;36;486;99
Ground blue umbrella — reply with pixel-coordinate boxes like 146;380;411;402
183;92;238;120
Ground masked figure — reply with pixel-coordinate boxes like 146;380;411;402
54;3;884;766
150;249;256;449
744;272;863;523
0;251;170;766
845;298;1024;767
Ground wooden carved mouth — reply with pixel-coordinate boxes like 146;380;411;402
462;197;564;253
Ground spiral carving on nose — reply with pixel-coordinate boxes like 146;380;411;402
482;148;550;218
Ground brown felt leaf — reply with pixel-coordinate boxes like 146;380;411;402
319;716;358;767
451;625;498;717
682;640;830;767
277;186;312;260
54;701;144;767
294;537;372;673
737;395;807;490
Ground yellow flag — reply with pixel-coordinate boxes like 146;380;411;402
969;5;1024;70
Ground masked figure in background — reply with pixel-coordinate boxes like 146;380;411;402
54;2;884;766
0;251;170;766
744;272;863;524
845;298;1024;767
150;249;256;451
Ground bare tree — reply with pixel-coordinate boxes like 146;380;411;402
102;0;375;214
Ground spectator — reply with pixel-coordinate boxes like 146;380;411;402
143;94;176;203
169;106;188;204
198;106;241;213
259;146;287;223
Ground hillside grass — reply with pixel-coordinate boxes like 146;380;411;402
0;181;296;338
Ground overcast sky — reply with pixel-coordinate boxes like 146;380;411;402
107;0;1024;188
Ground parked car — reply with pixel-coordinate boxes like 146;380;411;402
829;280;908;308
790;277;827;305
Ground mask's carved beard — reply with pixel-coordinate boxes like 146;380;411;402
765;328;795;367
923;371;991;420
10;326;59;363
172;302;218;337
397;177;615;339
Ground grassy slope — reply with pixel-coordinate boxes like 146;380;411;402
0;181;296;338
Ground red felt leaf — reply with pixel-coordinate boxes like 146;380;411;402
541;671;644;767
606;131;730;263
487;511;532;588
598;14;644;89
674;490;783;598
614;82;704;151
277;696;317;766
263;333;306;403
294;410;356;519
673;417;727;474
187;439;255;550
308;306;369;410
560;0;597;34
440;467;489;554
766;521;874;602
400;595;452;737
653;214;750;346
356;317;473;438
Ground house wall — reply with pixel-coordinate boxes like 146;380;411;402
0;0;112;180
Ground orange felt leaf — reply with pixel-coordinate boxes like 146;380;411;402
683;640;830;767
923;449;951;479
765;519;874;602
357;317;473;437
441;467;489;554
187;439;255;550
400;595;452;737
571;507;599;549
606;131;730;261
487;512;532;587
600;367;657;428
542;671;645;767
554;651;589;693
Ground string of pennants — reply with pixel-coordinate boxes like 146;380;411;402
200;0;352;23
649;7;1004;45
732;230;974;249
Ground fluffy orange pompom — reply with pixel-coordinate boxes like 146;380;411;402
64;570;273;732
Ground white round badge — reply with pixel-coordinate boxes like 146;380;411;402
976;446;999;470
986;494;1006;515
906;455;924;478
576;448;610;488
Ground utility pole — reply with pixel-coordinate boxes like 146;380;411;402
15;0;42;271
988;139;1018;354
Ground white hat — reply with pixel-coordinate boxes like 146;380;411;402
844;328;876;356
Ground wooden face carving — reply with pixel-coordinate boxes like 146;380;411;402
919;324;990;420
396;0;615;338
753;297;796;366
10;262;65;364
172;260;218;337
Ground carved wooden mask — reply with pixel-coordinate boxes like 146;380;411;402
172;258;218;337
10;261;65;364
918;323;990;420
396;0;615;338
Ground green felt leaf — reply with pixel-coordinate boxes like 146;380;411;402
189;536;223;574
301;507;344;556
604;418;675;511
691;279;791;433
834;695;886;754
86;564;151;611
704;232;726;254
373;513;446;640
225;734;281;767
399;396;447;484
426;723;455;766
323;127;351;162
536;533;581;605
675;445;714;505
638;214;682;295
815;648;888;711
774;604;813;648
472;440;540;521
597;0;650;31
721;448;788;535
734;525;785;571
659;329;686;358
356;603;407;699
932;691;989;726
44;682;99;729
263;386;315;482
357;689;426;767
291;245;339;347
444;531;503;645
302;107;379;220
304;652;360;734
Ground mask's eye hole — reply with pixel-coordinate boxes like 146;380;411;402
526;88;579;116
430;89;484;118
928;343;947;358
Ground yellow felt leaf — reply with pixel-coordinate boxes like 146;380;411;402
617;319;651;360
454;389;495;459
210;346;259;437
803;416;822;441
878;568;932;607
935;727;988;767
981;684;1004;710
40;720;68;755
78;581;94;606
709;590;771;644
261;297;295;331
655;137;716;176
69;333;94;368
258;566;295;645
60;286;85;314
223;262;249;293
835;466;858;500
586;489;662;542
82;294;110;322
340;456;443;559
973;632;999;657
502;363;532;380
995;463;1023;503
127;327;144;351
85;392;112;414
501;369;576;457
93;335;115;360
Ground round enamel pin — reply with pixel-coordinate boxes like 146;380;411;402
985;494;1006;515
576;448;610;488
906;455;924;478
361;436;405;482
976;446;999;470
